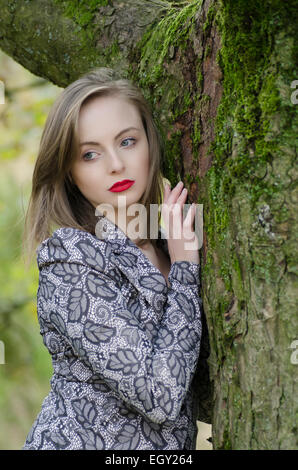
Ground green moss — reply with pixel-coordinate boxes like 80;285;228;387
196;69;203;92
205;43;212;58
163;128;183;185
128;1;204;186
184;172;192;187
232;254;242;282
203;4;216;33
104;39;120;62
53;0;109;28
219;260;232;292
200;0;298;292
208;0;297;208
191;117;201;161
203;0;298;449
135;0;202;88
51;0;122;69
204;164;230;250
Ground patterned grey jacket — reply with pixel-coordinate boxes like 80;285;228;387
23;216;202;450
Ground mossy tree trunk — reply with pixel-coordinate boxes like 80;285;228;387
0;0;297;449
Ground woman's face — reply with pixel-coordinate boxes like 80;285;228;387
71;94;150;220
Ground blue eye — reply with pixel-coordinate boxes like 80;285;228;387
121;138;136;147
82;151;98;161
82;138;136;160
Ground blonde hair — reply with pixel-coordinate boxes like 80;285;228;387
22;68;165;267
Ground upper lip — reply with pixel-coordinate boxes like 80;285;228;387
109;179;135;190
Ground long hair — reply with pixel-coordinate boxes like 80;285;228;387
22;68;165;267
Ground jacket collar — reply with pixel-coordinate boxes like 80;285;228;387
95;214;169;311
37;216;170;313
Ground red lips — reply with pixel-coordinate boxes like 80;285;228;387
109;179;135;192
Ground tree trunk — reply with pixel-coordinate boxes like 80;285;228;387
0;0;297;449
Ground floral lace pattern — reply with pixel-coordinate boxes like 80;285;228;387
23;217;202;450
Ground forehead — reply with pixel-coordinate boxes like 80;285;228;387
79;94;141;128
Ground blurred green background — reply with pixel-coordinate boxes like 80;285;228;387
0;50;212;450
0;50;62;449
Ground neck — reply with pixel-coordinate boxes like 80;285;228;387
103;207;149;246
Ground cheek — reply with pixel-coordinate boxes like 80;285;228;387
72;163;99;188
74;164;97;183
71;162;82;184
139;143;150;170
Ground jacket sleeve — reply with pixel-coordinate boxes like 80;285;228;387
38;245;202;425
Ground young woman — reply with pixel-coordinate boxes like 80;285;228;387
22;67;202;450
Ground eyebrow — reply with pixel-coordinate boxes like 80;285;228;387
79;127;141;147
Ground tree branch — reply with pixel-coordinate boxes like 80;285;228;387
0;0;169;87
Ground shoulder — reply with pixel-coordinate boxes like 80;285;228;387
36;227;108;272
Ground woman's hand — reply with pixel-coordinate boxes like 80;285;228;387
161;181;199;264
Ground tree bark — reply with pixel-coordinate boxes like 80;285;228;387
0;0;297;449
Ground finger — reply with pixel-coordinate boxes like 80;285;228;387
161;203;174;239
184;202;196;229
176;187;188;205
162;186;186;235
168;207;174;239
163;182;171;203
171;203;184;239
162;200;183;240
167;181;184;205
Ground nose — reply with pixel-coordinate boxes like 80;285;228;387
106;148;125;173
